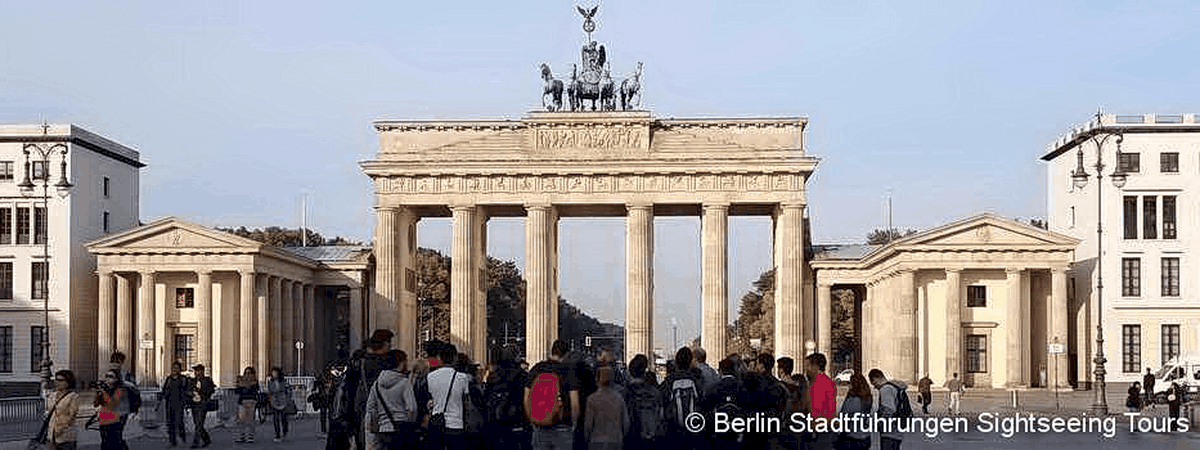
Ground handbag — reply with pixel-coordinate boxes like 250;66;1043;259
29;393;69;450
428;369;456;433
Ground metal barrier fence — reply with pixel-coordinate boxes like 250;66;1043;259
136;377;315;431
0;396;44;441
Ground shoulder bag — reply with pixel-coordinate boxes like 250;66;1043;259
428;370;456;433
28;393;69;450
372;380;405;433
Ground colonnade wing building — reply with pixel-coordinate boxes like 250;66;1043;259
361;112;818;364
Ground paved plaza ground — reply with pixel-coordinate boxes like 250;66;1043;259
9;383;1196;450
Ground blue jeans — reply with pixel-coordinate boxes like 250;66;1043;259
532;425;574;450
273;408;289;438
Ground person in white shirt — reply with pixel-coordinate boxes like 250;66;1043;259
427;344;471;450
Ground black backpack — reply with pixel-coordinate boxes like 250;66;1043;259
626;379;663;441
485;367;525;426
328;370;357;426
885;382;913;419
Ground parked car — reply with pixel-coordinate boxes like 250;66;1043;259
834;369;854;385
1151;351;1200;403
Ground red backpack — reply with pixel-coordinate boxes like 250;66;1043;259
525;372;565;427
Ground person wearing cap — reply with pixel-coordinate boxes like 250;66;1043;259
189;364;216;448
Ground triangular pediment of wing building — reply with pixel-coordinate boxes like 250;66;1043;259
87;217;263;251
895;214;1078;248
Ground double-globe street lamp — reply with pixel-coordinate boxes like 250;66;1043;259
20;126;72;390
1068;110;1127;416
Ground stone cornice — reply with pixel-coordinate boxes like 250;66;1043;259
371;115;806;133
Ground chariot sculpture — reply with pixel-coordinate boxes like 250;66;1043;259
539;5;642;112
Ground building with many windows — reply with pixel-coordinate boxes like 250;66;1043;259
1043;112;1200;385
0;124;142;388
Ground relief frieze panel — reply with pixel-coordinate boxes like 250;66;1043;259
376;172;803;196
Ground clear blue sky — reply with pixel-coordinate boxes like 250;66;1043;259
3;1;1198;351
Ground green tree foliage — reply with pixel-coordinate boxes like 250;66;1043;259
866;228;918;245
217;226;363;247
731;269;774;356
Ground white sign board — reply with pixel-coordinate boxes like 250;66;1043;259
139;340;154;349
295;341;304;350
1048;344;1065;354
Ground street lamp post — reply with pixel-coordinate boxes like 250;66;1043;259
20;124;72;391
1068;110;1127;416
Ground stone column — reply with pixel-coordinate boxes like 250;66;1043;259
136;271;156;384
373;206;398;335
196;270;213;369
626;203;654;361
525;204;554;362
270;276;283;369
472;210;489;364
774;203;805;359
1005;268;1024;387
281;279;294;373
945;268;962;381
304;284;316;375
1050;267;1069;389
897;270;916;383
349;283;363;352
451;205;477;355
293;282;304;374
817;282;833;362
98;270;114;378
701;203;729;358
396;208;419;355
257;275;270;378
239;270;256;375
116;273;132;360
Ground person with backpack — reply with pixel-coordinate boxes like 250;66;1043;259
805;353;836;450
234;367;261;444
868;369;910;450
834;374;872;450
486;346;530;450
775;356;807;450
526;340;580;450
427;343;474;450
326;360;358;450
702;357;743;450
584;367;628;450
659;347;703;450
365;350;417;450
356;330;395;450
623;354;661;450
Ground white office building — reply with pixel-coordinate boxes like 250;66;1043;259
0;124;142;386
1043;112;1200;385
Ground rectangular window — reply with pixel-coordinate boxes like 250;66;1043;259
966;286;987;307
33;207;46;245
1161;152;1180;173
31;262;46;300
0;207;10;245
1122;258;1141;297
0;162;13;181
1123;196;1138;239
173;334;195;368
0;263;11;300
30;161;46;181
965;335;987;373
1163;196;1176;240
103;212;109;233
30;326;43;373
1163;325;1181;364
1118;152;1141;173
16;207;29;245
175;288;194;309
0;326;10;373
1162;257;1180;297
1143;196;1157;239
103;177;110;198
1123;325;1141;373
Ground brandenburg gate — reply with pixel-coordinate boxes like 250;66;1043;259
361;111;819;362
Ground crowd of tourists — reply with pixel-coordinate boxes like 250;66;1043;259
34;330;936;450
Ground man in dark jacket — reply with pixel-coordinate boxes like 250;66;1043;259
702;358;743;450
623;355;661;450
486;346;529;450
161;362;192;447
1143;368;1156;409
189;364;216;448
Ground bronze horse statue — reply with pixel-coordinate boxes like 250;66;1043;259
539;63;564;112
620;62;643;111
